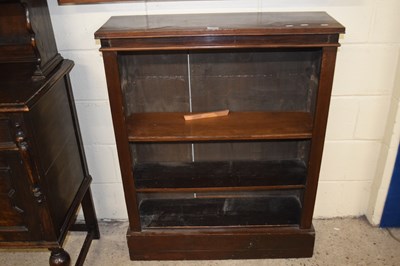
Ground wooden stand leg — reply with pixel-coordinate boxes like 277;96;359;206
81;188;100;239
49;248;71;266
69;187;100;266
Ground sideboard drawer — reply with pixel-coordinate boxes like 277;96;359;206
0;151;39;242
0;161;25;228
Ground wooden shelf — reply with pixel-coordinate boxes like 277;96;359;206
134;160;307;192
127;112;313;142
139;193;302;228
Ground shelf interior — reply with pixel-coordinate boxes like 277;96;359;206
138;190;302;228
134;160;307;191
118;49;322;116
120;49;319;230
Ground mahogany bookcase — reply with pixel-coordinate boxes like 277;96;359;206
95;12;345;260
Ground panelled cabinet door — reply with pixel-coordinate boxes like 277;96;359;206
0;151;42;242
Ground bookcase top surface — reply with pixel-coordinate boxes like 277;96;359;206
95;12;345;39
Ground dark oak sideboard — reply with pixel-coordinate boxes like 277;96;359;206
95;12;345;260
0;1;99;265
0;61;99;265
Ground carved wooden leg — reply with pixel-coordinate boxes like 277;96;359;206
49;248;71;266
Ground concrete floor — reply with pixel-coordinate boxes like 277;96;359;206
0;217;399;266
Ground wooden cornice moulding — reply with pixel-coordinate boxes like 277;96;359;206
0;0;62;79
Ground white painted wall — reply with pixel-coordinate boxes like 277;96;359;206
366;50;400;225
47;0;400;220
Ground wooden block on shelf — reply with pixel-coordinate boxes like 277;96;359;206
184;110;229;121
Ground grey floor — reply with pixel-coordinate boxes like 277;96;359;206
0;217;399;266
